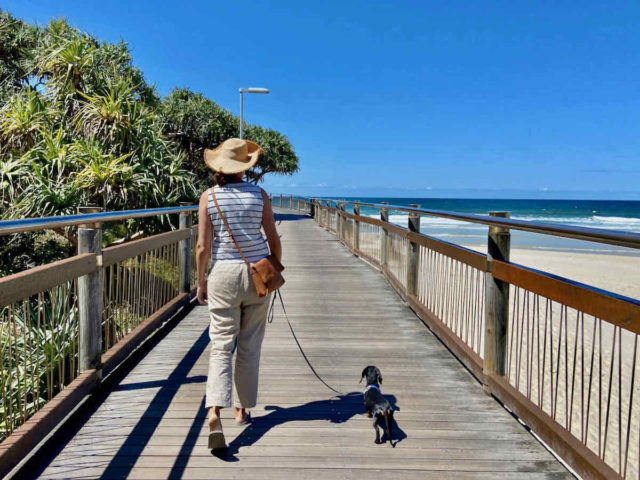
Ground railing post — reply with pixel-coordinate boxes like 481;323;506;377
342;202;348;243
353;203;360;252
280;194;283;207
380;202;389;267
406;204;421;297
290;194;293;210
325;200;330;228
78;206;103;376
179;204;192;294
310;199;316;219
483;211;511;389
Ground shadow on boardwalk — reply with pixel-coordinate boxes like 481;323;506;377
214;393;407;462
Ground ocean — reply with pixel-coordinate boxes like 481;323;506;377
335;198;640;255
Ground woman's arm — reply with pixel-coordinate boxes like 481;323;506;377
196;190;213;304
261;189;281;262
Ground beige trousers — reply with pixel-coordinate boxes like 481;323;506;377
206;262;271;409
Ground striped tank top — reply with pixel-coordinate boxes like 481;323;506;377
207;182;269;264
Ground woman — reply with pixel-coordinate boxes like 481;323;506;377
195;137;282;450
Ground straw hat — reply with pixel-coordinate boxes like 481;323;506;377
204;138;263;174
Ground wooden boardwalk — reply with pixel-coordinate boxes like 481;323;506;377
26;210;572;479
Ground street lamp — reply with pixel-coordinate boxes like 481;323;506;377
239;87;270;138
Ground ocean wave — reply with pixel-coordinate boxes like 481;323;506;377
366;213;640;233
592;216;640;226
513;215;640;232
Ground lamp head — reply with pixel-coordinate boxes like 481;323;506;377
239;87;270;94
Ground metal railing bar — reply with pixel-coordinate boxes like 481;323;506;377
302;197;640;250
0;205;198;236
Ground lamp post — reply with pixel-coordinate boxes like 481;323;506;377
239;87;269;138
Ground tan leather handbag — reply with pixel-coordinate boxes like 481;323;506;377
210;188;284;297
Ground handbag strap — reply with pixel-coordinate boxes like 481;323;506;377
210;187;252;269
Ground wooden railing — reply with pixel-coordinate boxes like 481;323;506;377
275;194;640;480
0;206;198;477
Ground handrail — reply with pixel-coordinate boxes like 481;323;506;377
287;194;639;479
0;211;198;475
0;205;198;236
302;196;640;250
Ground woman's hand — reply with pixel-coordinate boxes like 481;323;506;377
197;283;208;305
196;190;213;304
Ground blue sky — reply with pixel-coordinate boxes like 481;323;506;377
5;0;640;199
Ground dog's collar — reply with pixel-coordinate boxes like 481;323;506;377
364;384;381;394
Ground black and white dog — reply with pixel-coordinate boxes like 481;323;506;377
360;366;394;445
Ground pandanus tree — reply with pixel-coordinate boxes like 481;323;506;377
0;10;298;274
0;10;299;435
160;87;299;192
0;89;50;153
243;125;299;184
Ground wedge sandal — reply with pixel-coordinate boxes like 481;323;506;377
208;421;227;450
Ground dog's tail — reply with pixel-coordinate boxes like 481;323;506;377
383;409;394;447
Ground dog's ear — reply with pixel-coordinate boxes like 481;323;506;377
375;367;383;384
360;367;368;383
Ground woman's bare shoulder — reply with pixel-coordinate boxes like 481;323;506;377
199;189;211;205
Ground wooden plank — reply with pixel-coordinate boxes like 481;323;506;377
39;454;568;471
54;442;563;457
0;253;96;307
27;466;573;480
102;229;191;267
492;259;640;334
